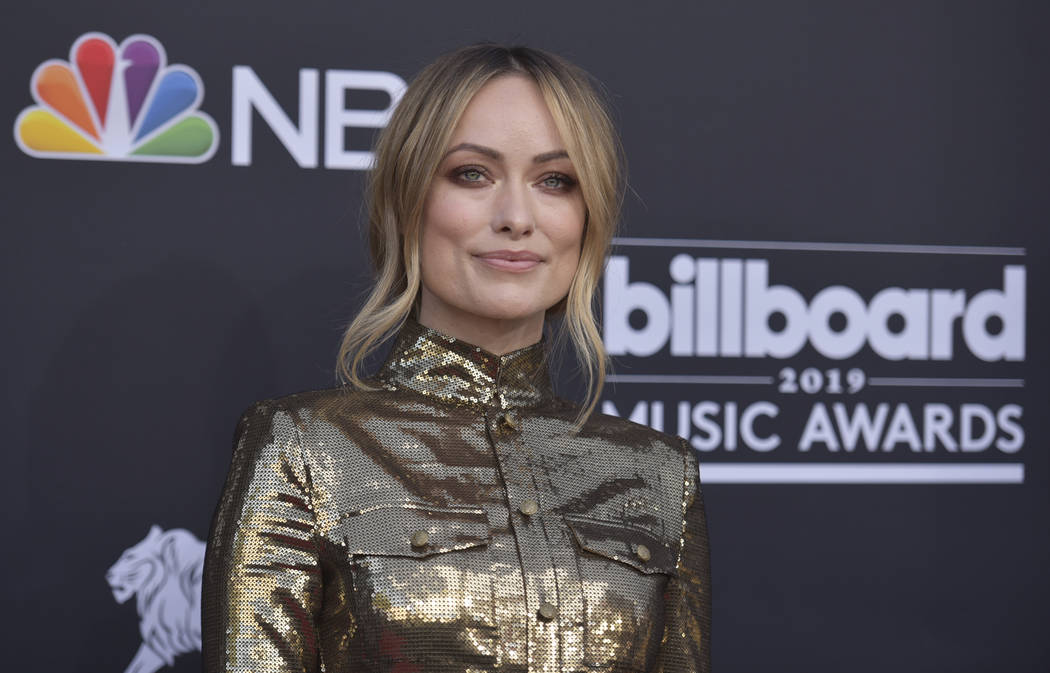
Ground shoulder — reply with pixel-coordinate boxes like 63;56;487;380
231;388;357;439
582;407;700;490
579;407;691;462
554;406;697;537
237;385;393;423
549;402;694;486
234;385;422;446
242;387;347;414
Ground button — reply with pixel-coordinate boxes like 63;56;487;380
410;530;429;548
518;499;539;516
635;544;652;562
537;601;558;621
500;411;521;431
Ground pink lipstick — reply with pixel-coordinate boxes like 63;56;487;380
474;249;543;272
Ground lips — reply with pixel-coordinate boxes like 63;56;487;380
474;249;543;272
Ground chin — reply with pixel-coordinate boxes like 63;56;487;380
475;308;547;323
467;297;551;324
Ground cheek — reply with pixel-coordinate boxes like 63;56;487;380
555;244;583;291
554;203;586;265
419;228;461;305
420;192;468;273
545;209;586;295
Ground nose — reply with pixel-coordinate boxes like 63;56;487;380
492;181;535;239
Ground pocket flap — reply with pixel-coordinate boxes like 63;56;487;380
564;514;677;576
339;504;491;558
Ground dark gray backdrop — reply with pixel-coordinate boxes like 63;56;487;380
3;2;1047;672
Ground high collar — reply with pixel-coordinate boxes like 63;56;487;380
376;319;554;410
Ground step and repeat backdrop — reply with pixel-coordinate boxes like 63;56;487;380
3;2;1046;672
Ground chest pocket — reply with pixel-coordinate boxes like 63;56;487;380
564;514;678;576
338;504;499;667
340;503;491;558
564;514;678;670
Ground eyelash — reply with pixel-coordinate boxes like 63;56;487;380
539;172;577;191
453;165;488;184
451;166;577;191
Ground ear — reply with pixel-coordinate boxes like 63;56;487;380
160;535;179;571
147;524;162;540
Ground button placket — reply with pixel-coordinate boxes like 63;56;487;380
486;408;562;668
527;433;586;669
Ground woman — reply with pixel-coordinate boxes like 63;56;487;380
202;44;710;672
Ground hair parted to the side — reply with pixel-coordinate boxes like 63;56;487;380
336;43;624;423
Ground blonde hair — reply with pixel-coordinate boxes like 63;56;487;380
337;44;623;420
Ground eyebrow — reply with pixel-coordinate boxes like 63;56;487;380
444;143;570;164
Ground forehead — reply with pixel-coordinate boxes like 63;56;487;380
447;74;566;151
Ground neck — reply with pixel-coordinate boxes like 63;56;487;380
417;303;544;355
378;318;554;410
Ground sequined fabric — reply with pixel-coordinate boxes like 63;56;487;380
202;320;711;672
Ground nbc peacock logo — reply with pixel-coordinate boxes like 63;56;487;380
14;32;218;163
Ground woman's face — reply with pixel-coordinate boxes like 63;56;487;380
417;74;586;352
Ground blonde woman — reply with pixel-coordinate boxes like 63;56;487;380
202;44;711;672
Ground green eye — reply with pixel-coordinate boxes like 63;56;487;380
542;174;576;190
462;169;482;181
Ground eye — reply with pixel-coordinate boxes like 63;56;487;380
539;173;576;191
452;165;489;185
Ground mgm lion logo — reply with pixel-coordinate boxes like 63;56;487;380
106;525;206;673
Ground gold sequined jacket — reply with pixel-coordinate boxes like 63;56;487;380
203;320;711;672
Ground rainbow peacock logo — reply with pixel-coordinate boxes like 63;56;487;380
14;32;218;163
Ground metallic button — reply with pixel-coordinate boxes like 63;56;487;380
537;601;558;621
410;530;430;548
518;499;539;516
500;411;521;431
635;544;652;562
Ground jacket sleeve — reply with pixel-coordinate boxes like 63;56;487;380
658;443;712;672
202;402;323;673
